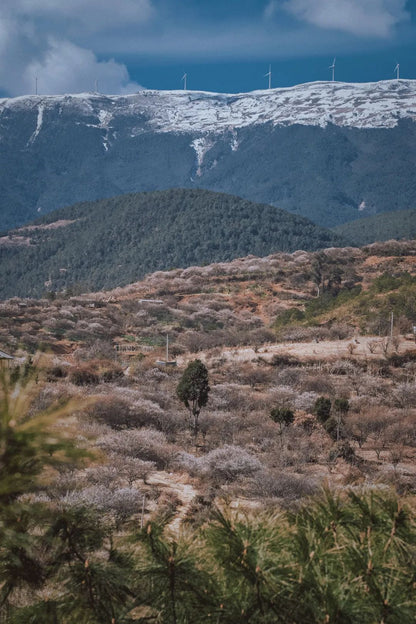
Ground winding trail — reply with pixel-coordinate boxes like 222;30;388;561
147;471;198;533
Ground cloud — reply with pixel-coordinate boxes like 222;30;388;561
0;0;152;96
23;40;142;95
282;0;409;38
3;0;153;34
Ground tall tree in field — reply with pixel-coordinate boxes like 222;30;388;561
176;360;210;436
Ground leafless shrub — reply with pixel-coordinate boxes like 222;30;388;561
361;409;393;459
84;466;122;488
144;368;169;382
233;364;273;387
86;396;131;428
108;455;157;484
299;374;334;395
276;368;302;388
328;359;359;375
198;411;233;444
63;485;143;524
344;413;373;448
328;323;354;340
50;470;85;497
249;470;319;501
293;392;319;412
393;383;416;409
368;341;379;354
176;445;262;483
96;428;176;468
279;327;315;342
202;445;262;482
86;395;172;431
209;384;247;412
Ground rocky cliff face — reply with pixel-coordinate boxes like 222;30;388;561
1;80;416;229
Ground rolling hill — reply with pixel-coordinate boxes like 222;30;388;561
333;208;416;246
0;188;345;299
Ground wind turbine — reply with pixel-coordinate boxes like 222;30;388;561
264;64;272;89
394;63;400;80
182;73;187;90
329;57;336;82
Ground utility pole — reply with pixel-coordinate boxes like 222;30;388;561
390;311;394;341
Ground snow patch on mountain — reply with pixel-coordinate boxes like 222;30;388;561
97;110;112;129
2;79;416;141
28;105;44;144
191;136;215;176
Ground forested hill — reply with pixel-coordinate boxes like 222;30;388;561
0;189;345;299
333;208;416;246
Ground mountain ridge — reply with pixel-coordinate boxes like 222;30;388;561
3;79;416;134
1;79;416;230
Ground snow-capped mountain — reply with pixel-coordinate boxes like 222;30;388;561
1;80;416;229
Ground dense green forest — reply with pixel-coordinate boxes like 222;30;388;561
0;189;345;299
333;208;416;246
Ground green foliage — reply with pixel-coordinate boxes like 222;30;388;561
0;366;135;623
270;407;295;448
313;397;332;424
176;359;210;436
135;518;215;624
270;407;294;427
0;189;345;299
334;208;416;246
334;398;350;414
304;286;362;319
371;271;416;293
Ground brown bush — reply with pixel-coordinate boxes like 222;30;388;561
69;359;123;386
69;364;100;386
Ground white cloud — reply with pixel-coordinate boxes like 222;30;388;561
283;0;409;38
23;40;142;95
0;1;152;96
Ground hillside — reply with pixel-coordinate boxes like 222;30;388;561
2;80;416;229
0;188;345;299
333;208;416;245
2;240;416;621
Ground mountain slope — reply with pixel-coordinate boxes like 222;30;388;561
1;80;416;229
0;188;345;299
333;208;416;245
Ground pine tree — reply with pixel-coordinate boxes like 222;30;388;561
176;360;210;436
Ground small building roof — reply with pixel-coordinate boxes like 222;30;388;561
0;350;14;360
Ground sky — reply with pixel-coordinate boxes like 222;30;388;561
0;0;415;97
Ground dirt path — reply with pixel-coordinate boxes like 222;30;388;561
147;471;198;533
178;335;416;366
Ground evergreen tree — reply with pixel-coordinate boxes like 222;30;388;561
176;360;210;436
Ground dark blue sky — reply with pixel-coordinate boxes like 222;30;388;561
1;0;416;96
